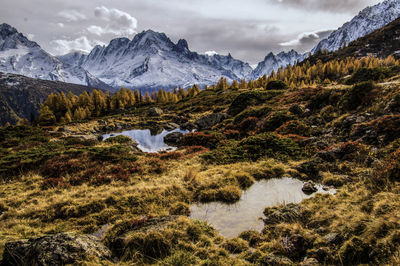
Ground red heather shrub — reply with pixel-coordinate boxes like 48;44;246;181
184;145;209;154
108;165;131;182
275;120;311;137
372;148;400;189
181;132;221;149
41;156;86;178
90;175;112;186
157;151;185;160
140;157;167;174
223;129;240;139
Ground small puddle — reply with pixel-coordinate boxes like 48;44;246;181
102;128;188;153
190;177;335;238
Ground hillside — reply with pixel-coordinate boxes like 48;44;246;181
1;52;400;264
0;72;102;125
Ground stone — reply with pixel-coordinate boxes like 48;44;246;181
300;258;320;265
322;233;342;245
194;113;227;130
289;104;304;116
163;122;179;131
180;122;197;131
0;233;111;266
302;181;317;194
282;234;307;259
164;132;183;144
148;107;163;116
263;203;301;225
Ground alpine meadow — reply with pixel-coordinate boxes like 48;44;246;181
2;0;400;265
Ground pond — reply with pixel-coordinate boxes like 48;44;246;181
102;128;188;153
190;177;335;238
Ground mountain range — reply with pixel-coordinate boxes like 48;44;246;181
1;0;400;93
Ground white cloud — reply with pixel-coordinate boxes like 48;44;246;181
280;29;332;47
27;33;35;40
57;10;87;22
90;6;137;36
87;25;104;36
51;36;104;55
57;23;65;28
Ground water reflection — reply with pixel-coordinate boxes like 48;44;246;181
190;177;335;238
102;128;188;153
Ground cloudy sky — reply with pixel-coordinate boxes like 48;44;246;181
1;0;382;64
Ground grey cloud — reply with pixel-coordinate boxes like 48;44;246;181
280;29;333;52
268;0;377;13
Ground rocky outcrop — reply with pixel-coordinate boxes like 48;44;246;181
0;233;112;266
164;132;184;144
195;113;227;130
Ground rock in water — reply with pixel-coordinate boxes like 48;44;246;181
302;181;318;194
164;132;184;144
1;233;112;266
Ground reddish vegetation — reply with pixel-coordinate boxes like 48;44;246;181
181;132;221;148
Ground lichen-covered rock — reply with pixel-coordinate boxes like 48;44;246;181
282;234;307;259
194;113;227;130
148;107;163;116
0;233;112;266
263;203;302;225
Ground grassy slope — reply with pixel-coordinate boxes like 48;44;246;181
1;76;400;264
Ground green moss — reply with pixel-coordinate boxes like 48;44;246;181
104;135;133;144
202;133;301;164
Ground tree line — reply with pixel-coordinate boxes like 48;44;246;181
38;55;400;125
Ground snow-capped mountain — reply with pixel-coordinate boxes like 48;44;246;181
251;50;305;79
0;23;112;90
58;30;252;90
312;0;400;53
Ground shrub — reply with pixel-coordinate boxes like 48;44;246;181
228;90;283;116
275;120;311;136
307;89;341;111
260;111;296;132
202;133;301;164
339;81;376;111
233;106;272;125
181;132;224;149
104;135;133;144
266;80;288;90
41;155;86;178
89;145;137;162
371;148;400;189
346;66;400;85
237;117;259;135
